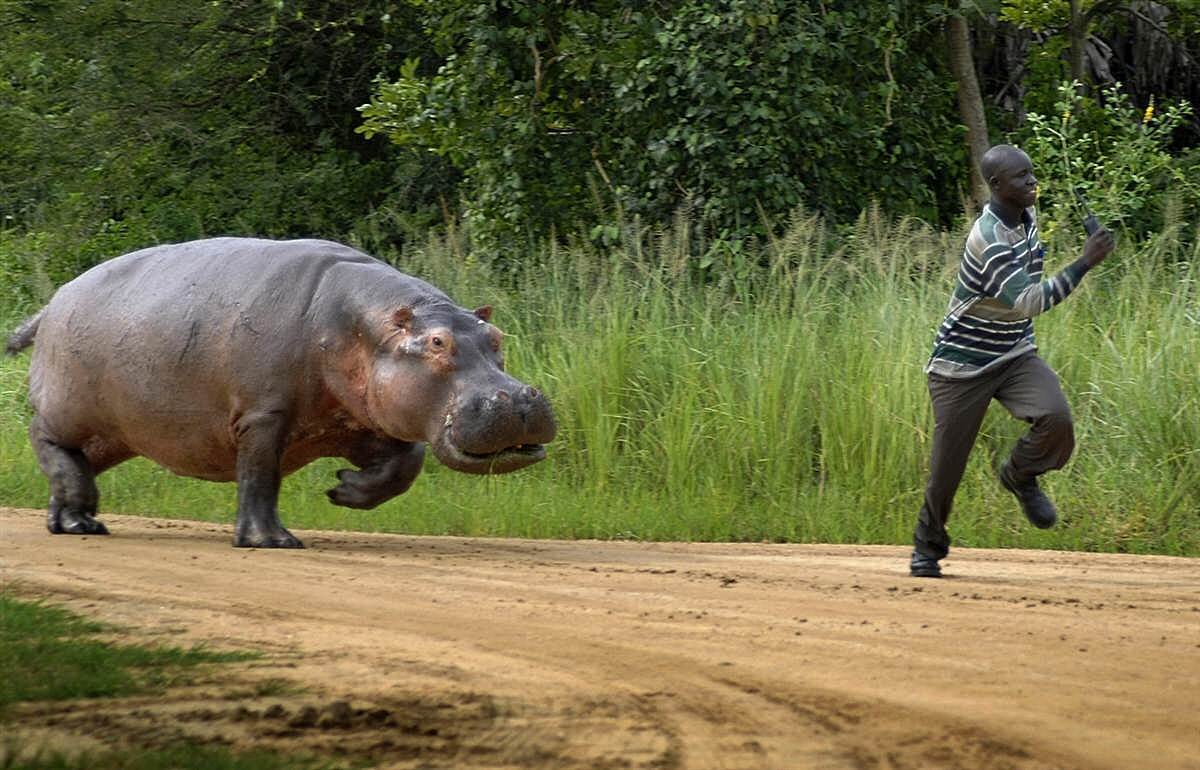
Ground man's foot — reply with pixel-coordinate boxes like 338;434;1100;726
999;462;1058;529
910;550;942;578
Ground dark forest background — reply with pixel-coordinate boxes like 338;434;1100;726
2;0;1198;289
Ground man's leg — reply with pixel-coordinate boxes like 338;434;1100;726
913;372;996;571
995;353;1075;527
997;353;1075;475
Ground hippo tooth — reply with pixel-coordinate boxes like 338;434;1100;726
443;413;453;427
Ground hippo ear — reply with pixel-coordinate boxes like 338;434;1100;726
391;307;414;330
473;305;493;323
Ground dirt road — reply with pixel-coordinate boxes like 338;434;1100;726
2;507;1198;769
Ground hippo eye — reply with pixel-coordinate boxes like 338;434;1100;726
431;335;446;350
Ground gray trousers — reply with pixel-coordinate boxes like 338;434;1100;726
914;352;1075;559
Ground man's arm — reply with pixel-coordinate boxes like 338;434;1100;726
986;229;1115;317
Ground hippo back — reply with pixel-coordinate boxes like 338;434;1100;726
27;238;424;478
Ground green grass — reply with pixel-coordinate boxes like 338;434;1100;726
2;208;1198;554
0;594;254;711
0;744;336;770
0;596;337;770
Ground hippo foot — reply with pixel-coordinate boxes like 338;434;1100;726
326;469;384;510
47;503;109;536
233;525;304;549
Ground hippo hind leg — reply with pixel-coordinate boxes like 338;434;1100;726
31;417;132;536
327;439;425;510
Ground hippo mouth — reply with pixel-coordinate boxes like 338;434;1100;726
463;442;547;465
466;442;545;458
430;386;556;474
432;432;548;475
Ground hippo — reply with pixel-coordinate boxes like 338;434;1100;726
5;238;556;548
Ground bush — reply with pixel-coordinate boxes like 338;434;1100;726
1020;81;1200;239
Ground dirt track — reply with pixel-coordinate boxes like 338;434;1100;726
2;507;1198;769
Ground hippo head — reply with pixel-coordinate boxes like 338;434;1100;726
363;302;556;474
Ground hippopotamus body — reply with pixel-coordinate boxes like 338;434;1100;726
6;238;556;547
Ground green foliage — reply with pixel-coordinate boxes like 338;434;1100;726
362;1;612;251
1020;81;1199;237
0;745;334;770
360;0;966;250
595;2;964;228
5;0;1197;257
0;0;445;298
1001;0;1200;35
999;0;1103;31
0;594;254;711
999;0;1200;135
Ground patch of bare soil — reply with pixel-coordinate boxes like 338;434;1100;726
1;507;1198;770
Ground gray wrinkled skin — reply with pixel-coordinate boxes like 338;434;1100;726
7;238;556;548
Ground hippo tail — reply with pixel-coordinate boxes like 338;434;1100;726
5;308;44;356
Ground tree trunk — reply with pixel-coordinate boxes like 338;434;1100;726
1067;0;1087;89
946;11;990;206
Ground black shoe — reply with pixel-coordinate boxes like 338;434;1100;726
999;462;1058;529
910;550;942;578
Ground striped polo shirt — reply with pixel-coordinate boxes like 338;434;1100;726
926;205;1088;378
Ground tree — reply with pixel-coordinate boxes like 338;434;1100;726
945;2;993;205
0;0;443;287
361;0;968;249
1001;1;1198;91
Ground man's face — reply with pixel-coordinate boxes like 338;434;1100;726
990;150;1038;210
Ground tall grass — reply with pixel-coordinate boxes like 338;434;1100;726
2;209;1197;554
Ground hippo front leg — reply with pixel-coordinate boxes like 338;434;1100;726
233;411;303;549
326;438;425;509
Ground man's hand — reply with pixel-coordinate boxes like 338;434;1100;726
1082;228;1115;268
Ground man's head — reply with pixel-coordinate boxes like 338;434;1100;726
981;144;1038;212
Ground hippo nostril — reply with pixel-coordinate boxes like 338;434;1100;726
496;390;511;402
